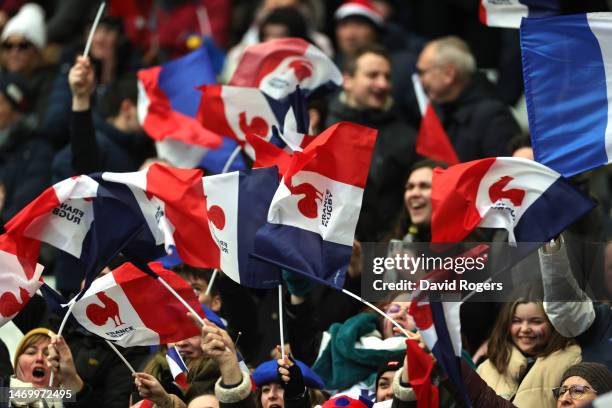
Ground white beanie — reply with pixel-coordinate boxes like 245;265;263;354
1;3;46;50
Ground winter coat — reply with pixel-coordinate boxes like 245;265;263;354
476;344;581;407
436;74;520;162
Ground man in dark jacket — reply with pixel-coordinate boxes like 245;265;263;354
416;36;520;161
0;73;53;225
326;45;418;242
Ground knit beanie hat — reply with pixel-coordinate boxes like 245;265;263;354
1;3;46;50
561;362;612;395
13;328;54;368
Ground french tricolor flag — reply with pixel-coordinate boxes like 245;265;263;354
409;301;471;407
201;166;281;288
137;46;222;156
70;262;205;347
479;0;559;28
252;122;376;287
521;13;612;177
430;157;594;243
0;233;44;328
229;38;342;100
166;346;189;389
4;175;151;294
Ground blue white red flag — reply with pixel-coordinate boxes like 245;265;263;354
0;234;44;328
431;157;594;243
196;85;291;159
4;175;149;296
252;122;376;288
201;166;281;288
137;46;222;152
409;301;471;407
100;164;218;268
521;13;612;176
480;0;560;28
70;262;205;347
229;38;342;100
166;346;189;389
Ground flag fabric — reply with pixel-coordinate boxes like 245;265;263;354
0;234;44;328
409;301;471;407
430;157;594;243
252;122;377;288
479;0;560;28
412;74;459;165
70;262;205;347
521;13;612;177
100;164;218;268
201;166;281;288
405;338;439;408
166;346;189;389
196;85;290;158
137;46;222;150
4;175;150;295
229;38;343;100
198;138;247;174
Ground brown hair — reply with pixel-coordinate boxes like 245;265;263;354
487;291;573;373
343;43;390;76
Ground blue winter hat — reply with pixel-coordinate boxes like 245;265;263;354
252;359;324;389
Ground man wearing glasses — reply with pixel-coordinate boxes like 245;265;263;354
415;36;520;161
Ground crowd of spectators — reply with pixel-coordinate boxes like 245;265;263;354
0;0;612;407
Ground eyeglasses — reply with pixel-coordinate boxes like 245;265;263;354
2;41;32;51
552;384;597;400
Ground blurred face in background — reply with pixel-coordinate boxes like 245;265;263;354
336;18;377;57
90;24;119;62
1;34;37;74
174;335;203;360
344;52;391;110
260;23;291;42
404;167;433;226
261;382;284;408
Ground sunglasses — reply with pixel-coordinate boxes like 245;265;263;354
2;41;32;51
552;384;596;400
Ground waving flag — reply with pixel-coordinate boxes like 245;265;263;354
202;166;281;288
405;338;439;408
229;38;342;100
71;262;204;347
521;13;612;177
409;301;471;407
0;234;44;328
430;157;594;243
479;0;560;28
252;122;377;287
412;74;459;165
137;46;222;150
100;164;218;268
166;346;189;389
196;85;290;158
4;175;150;295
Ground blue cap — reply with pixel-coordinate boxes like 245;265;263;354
252;359;324;389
